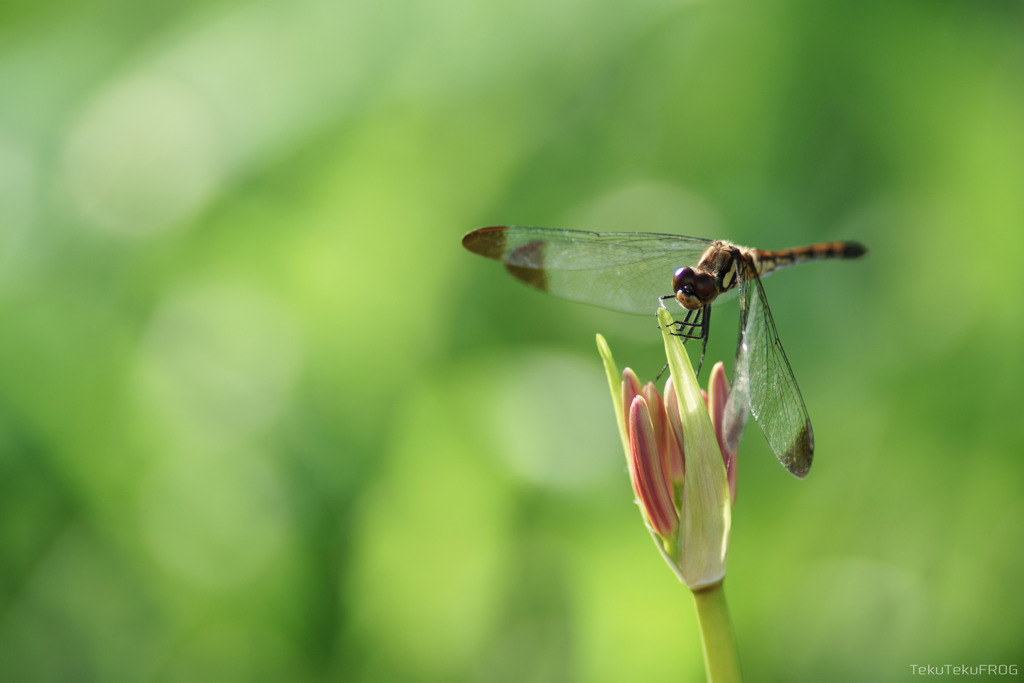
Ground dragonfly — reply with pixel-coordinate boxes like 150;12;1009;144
462;226;867;478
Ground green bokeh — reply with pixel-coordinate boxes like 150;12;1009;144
1;0;1022;680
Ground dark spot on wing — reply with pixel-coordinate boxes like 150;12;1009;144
505;241;548;291
784;420;815;479
461;226;508;260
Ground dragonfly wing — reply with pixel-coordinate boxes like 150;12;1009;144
722;334;751;458
462;226;713;315
723;267;814;477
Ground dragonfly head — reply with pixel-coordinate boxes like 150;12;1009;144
673;267;718;310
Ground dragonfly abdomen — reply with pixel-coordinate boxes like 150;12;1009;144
754;241;867;276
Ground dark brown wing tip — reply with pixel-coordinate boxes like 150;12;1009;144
505;241;548;291
843;241;868;259
462;226;508;260
785;421;815;479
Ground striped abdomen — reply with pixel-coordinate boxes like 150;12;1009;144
753;241;868;277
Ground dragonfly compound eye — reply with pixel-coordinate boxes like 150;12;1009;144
693;273;717;301
672;267;695;294
673;267;710;309
673;267;718;307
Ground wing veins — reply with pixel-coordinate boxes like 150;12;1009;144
725;262;814;477
481;227;713;315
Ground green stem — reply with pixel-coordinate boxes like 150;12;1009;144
692;582;742;683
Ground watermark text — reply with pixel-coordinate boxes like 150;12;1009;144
910;665;1017;676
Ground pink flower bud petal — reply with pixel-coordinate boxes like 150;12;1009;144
621;368;642;433
641;383;674;488
642;382;664;442
629;396;679;538
662;375;686;483
707;363;730;421
708;362;738;504
620;369;644;496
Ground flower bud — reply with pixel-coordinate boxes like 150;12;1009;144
628;395;679;538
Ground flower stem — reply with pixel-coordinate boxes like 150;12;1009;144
692;582;742;683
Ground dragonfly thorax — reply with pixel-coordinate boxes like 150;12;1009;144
672;266;718;310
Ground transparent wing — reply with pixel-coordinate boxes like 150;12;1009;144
462;226;713;315
722;264;814;477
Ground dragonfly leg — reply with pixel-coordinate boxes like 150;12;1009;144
670;309;693;333
670;308;704;340
654;362;669;382
695;305;710;378
667;307;711;378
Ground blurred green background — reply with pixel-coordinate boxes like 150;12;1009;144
1;0;1022;680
